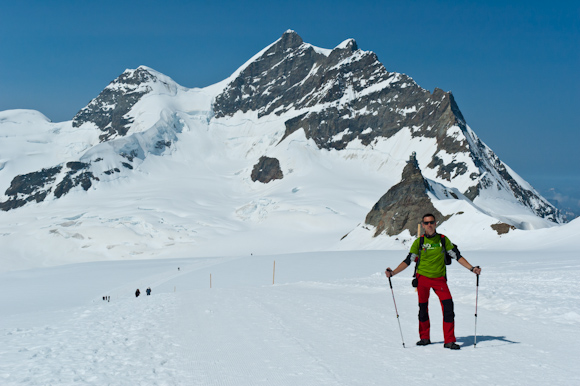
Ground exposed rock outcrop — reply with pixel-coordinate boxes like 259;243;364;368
0;162;98;210
365;154;446;237
215;31;467;157
251;156;283;183
491;223;516;235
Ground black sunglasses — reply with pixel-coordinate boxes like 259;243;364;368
422;221;436;225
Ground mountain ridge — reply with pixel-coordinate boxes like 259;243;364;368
0;31;565;270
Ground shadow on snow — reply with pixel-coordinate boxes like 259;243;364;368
457;335;519;347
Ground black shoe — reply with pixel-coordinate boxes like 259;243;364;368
416;339;431;346
444;342;461;350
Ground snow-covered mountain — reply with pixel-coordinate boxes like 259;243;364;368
0;30;564;271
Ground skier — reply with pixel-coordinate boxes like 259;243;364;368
385;213;481;350
146;287;151;296
135;289;140;297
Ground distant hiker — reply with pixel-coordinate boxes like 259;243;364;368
102;296;106;301
146;287;151;296
178;267;180;271
135;289;140;297
107;296;110;302
385;213;482;350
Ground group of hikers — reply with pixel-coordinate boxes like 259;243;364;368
385;213;482;350
135;287;152;297
102;287;152;301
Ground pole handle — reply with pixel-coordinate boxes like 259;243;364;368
386;269;393;288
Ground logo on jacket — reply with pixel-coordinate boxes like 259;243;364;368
424;242;442;250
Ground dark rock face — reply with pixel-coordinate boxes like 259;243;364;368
251;156;283;183
491;223;516;235
0;162;98;210
214;31;468;156
365;155;447;237
0;166;62;211
54;162;97;198
72;67;156;142
465;131;562;222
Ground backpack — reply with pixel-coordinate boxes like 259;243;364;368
412;234;456;287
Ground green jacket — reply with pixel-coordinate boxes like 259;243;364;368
407;233;456;278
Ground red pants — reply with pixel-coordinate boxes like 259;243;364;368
416;274;456;344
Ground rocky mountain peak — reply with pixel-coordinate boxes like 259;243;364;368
214;31;467;160
276;30;304;51
113;66;158;88
365;153;446;237
72;66;168;142
334;38;358;52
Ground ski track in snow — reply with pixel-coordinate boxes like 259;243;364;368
0;251;579;385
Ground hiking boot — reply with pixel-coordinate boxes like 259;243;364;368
444;342;461;350
416;339;431;346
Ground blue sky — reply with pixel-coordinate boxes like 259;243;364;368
1;0;579;217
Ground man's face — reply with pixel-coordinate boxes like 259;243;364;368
422;216;436;234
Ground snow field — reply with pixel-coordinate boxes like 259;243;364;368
2;294;182;384
0;250;578;385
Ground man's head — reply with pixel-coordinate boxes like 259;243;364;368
421;213;437;235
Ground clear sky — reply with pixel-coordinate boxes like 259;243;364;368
1;0;578;217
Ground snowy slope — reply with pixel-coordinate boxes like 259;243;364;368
0;110;100;191
1;225;579;385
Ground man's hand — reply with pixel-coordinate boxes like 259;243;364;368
385;268;394;278
471;266;482;275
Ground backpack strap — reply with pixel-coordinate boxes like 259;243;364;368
413;236;424;278
440;234;452;277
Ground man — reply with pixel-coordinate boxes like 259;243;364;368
385;213;482;350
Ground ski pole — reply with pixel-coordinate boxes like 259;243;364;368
386;269;406;348
474;268;480;348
